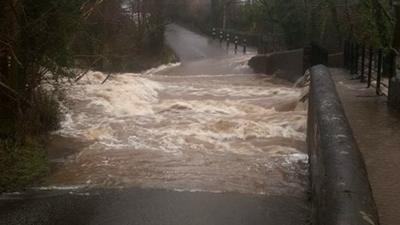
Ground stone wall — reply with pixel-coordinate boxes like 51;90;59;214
248;48;342;82
248;49;305;82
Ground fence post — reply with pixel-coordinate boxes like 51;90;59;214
242;38;247;54
212;28;217;40
368;47;373;88
388;50;400;109
388;50;397;80
344;40;348;69
354;43;360;75
350;42;356;74
387;49;396;89
234;36;239;54
376;49;383;95
226;33;231;49
345;41;347;68
361;44;366;82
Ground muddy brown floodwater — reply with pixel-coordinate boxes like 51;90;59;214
0;24;311;225
43;24;309;199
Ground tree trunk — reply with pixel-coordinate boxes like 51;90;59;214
372;0;390;47
393;5;400;50
222;4;227;30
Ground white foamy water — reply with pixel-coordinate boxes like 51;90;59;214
48;54;308;196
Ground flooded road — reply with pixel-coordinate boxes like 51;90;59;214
47;24;308;196
0;24;310;225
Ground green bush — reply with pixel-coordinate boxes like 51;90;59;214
14;91;61;139
31;91;61;134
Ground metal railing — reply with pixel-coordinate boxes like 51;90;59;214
210;28;285;54
344;40;398;96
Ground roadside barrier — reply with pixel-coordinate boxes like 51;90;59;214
308;65;380;225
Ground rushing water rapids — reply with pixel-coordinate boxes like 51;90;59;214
44;52;308;197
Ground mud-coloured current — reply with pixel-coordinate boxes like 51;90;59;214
45;51;308;197
0;24;310;225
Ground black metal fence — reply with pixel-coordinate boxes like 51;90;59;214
344;40;398;96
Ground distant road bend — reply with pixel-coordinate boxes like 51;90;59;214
0;24;310;225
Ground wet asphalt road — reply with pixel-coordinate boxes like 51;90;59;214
0;188;309;225
0;24;310;225
166;24;226;62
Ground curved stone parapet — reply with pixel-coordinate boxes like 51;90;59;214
308;65;380;225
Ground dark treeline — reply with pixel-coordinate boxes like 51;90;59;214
0;0;172;192
75;0;173;72
168;0;398;51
